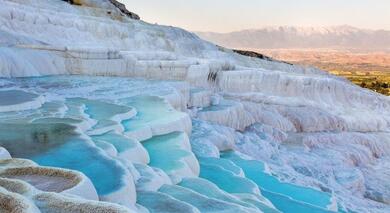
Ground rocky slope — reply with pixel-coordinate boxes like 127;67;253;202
0;0;389;212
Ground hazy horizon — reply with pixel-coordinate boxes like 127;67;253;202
194;25;390;34
120;0;390;33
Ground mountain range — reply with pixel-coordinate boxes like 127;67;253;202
196;25;390;51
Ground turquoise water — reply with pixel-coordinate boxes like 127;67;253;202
200;102;232;112
64;101;84;118
200;99;238;112
0;101;64;122
137;191;199;213
142;132;191;174
0;76;347;212
67;98;132;121
159;184;253;213
262;190;332;213
179;178;248;204
237;195;282;213
91;119;118;130
0;122;126;196
39;101;65;116
0;90;38;106
221;151;334;212
66;98;133;134
91;131;137;153
121;96;183;132
199;157;243;176
199;163;260;195
32;117;83;125
178;178;279;212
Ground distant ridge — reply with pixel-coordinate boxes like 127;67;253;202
196;26;390;51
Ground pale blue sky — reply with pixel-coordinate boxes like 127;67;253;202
120;0;390;32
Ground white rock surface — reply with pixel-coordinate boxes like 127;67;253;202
0;147;11;160
0;0;389;212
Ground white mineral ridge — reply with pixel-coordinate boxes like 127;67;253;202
0;0;389;212
0;147;11;160
61;171;100;201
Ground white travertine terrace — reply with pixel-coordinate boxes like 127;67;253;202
0;90;45;113
0;147;11;160
0;159;136;212
0;0;389;212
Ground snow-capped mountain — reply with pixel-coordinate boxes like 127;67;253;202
0;1;389;213
196;26;390;50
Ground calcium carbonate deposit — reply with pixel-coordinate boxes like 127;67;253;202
0;0;389;212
